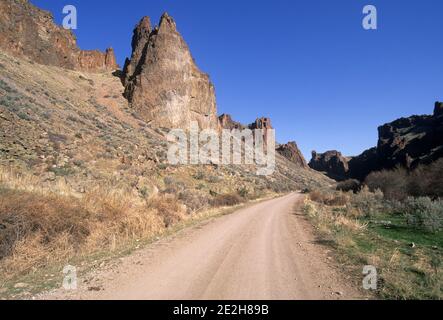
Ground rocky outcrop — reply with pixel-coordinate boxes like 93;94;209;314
218;115;306;167
310;103;443;181
78;48;118;73
248;117;273;131
0;0;118;72
123;13;218;130
371;102;443;170
218;114;246;130
122;16;151;86
277;142;308;168
248;117;273;143
434;101;443;117
309;150;350;181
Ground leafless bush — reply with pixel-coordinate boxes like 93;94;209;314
365;167;409;200
365;159;443;200
408;159;443;199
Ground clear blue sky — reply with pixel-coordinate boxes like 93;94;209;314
31;0;443;159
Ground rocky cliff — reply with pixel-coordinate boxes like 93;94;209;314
0;0;118;72
309;150;350;180
277;142;308;169
218;114;246;130
123;14;218;130
310;102;443;181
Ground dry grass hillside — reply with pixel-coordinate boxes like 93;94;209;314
0;51;331;287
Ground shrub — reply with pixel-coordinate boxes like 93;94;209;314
178;189;210;213
0;189;91;261
336;179;361;193
350;187;384;217
403;197;443;233
326;193;350;206
207;175;221;183
193;171;205;180
309;189;350;206
211;194;243;207
365;167;409;200
163;176;186;194
237;186;250;199
408;159;443;199
147;195;185;228
309;189;329;203
365;159;443;200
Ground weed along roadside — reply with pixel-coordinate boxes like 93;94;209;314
304;186;442;300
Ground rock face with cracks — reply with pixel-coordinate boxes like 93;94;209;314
277;142;308;169
0;0;118;72
123;13;218;130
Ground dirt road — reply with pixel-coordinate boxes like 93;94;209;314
42;193;363;300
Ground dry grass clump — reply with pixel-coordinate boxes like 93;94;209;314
305;184;443;299
146;194;186;228
0;167;75;197
304;198;367;233
309;189;350;206
211;193;244;207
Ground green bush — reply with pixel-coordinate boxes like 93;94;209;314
350;187;384;217
403;197;443;233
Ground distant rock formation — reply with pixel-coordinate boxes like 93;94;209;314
122;13;218;130
248;117;273;143
218;114;246;130
218;115;307;167
277;142;308;168
0;0;118;72
309;150;350;181
310;102;443;181
248;117;273;131
434;101;443;116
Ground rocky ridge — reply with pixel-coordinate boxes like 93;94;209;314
309;103;443;180
0;0;118;73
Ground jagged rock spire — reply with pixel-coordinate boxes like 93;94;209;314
122;13;218;130
123;16;152;85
